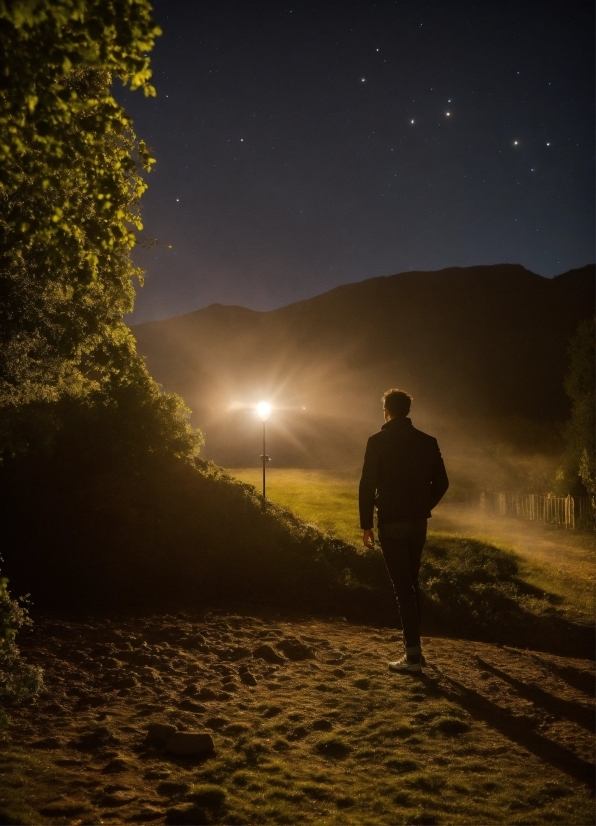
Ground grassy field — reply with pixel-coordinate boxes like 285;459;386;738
227;468;363;546
227;467;595;624
1;613;593;826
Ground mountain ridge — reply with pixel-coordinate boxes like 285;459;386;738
132;263;594;470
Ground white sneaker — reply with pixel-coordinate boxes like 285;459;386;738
388;655;422;673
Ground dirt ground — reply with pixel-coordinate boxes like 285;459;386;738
1;611;594;825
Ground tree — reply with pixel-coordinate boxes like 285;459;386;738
0;0;199;460
556;317;595;497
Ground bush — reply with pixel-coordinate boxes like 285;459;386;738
0;449;379;614
0;444;590;656
0;574;43;714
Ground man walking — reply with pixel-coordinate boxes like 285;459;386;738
359;389;449;673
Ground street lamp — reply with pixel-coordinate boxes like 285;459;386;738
256;401;271;498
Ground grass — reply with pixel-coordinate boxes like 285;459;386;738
0;613;593;825
228;467;594;625
231;467;364;546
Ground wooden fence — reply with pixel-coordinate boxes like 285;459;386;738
480;491;594;530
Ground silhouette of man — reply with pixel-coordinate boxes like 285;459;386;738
359;388;449;672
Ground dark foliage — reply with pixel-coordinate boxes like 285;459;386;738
0;450;590;656
0;575;43;722
555;317;595;497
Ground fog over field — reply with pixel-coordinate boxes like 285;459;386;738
133;264;594;493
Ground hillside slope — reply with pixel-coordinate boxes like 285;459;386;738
132;264;594;470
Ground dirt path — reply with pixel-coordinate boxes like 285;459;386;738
1;613;594;825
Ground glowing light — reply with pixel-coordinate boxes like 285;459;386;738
410;119;415;124
446;112;451;116
256;401;272;420
513;140;519;145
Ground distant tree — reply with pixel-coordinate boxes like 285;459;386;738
555;317;595;497
0;0;200;459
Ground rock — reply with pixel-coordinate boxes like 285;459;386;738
196;687;218;701
240;671;258;686
139;666;161;682
204;716;228;730
165;732;215;757
102;757;131;773
70;726;120;751
277;638;316;661
181;683;197;695
177;699;206;713
252;644;285;664
229;646;251;661
146;723;177;745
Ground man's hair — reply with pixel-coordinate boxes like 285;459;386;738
382;388;412;417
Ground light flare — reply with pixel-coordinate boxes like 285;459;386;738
256;401;272;420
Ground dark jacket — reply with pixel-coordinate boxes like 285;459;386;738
358;417;449;529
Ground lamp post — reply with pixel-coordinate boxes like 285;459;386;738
256;401;272;498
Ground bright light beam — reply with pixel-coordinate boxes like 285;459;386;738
256;401;272;420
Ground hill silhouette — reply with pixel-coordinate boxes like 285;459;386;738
132;264;594;477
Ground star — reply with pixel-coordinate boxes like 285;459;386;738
446;112;451;116
410;119;415;124
513;140;519;145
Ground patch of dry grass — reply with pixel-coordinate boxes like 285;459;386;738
227;467;594;623
0;614;593;824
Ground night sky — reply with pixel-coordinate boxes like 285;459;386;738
119;1;595;324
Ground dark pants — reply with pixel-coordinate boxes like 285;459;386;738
379;519;427;650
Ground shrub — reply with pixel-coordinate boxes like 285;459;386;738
0;573;43;714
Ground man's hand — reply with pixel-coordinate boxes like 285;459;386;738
362;529;375;549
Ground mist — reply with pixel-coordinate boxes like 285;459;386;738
131;264;594;497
